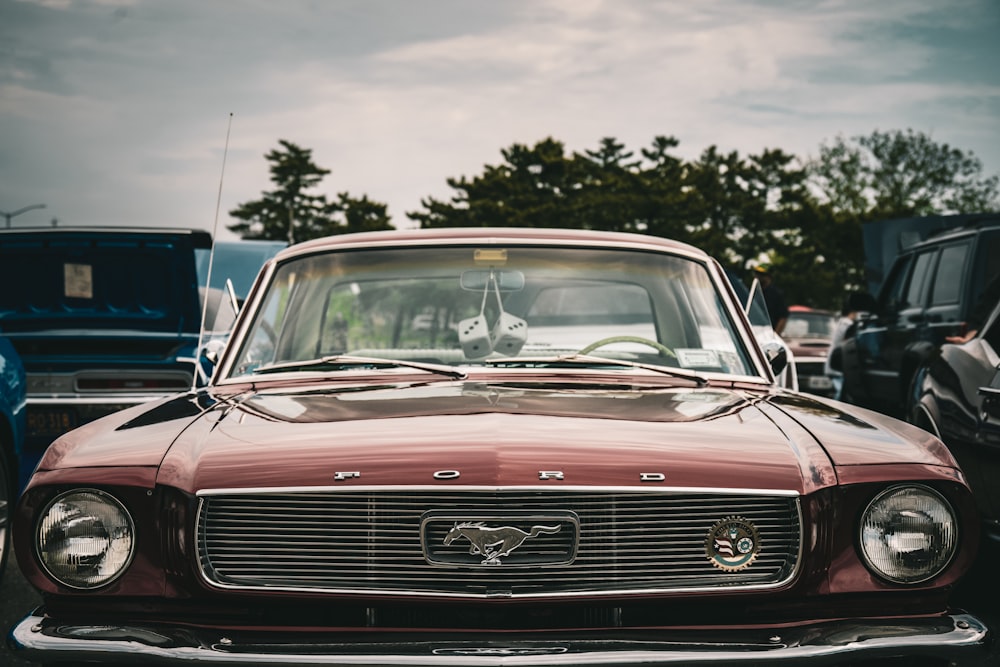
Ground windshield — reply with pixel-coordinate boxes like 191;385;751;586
224;245;758;380
784;311;836;339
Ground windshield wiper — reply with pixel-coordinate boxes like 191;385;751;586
484;354;709;386
252;355;467;380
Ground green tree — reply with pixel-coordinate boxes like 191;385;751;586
325;193;393;235
573;137;648;233
637;135;688;239
228;140;392;243
409;138;581;229
799;128;1000;306
406;130;998;311
808;128;1000;219
670;147;805;263
408;137;822;295
409;136;668;233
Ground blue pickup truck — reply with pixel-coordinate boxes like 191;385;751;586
0;334;26;585
0;227;214;489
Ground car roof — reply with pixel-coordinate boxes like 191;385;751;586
861;214;999;294
277;228;710;263
907;215;1000;250
0;226;212;246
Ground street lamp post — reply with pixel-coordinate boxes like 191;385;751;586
2;203;47;228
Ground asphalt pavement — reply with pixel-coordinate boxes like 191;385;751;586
1;558;42;667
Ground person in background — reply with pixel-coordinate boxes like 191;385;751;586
752;264;788;336
825;293;866;401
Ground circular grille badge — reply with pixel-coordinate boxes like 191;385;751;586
705;516;760;572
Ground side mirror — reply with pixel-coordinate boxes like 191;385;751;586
196;338;228;386
460;269;525;292
201;338;227;366
761;342;788;378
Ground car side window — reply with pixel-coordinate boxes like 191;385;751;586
970;230;1000;317
903;251;936;310
930;243;970;306
879;256;914;314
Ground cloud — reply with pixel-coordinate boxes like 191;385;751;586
0;0;997;235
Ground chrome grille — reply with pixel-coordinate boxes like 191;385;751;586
197;489;801;598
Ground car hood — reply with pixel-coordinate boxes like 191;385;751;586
786;338;831;355
0;228;209;336
142;383;824;494
37;381;958;495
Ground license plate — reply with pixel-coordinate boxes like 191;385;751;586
807;376;833;390
27;408;78;438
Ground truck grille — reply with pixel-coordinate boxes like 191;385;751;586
196;489;801;598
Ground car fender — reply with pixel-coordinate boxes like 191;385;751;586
912;362;943;439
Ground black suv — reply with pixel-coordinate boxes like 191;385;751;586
839;215;1000;418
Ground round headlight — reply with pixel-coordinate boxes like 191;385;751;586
36;489;135;589
859;485;957;584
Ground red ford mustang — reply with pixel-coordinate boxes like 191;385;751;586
8;229;990;665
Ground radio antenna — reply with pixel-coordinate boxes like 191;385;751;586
193;112;234;391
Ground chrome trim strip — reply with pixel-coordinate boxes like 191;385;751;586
10;611;990;665
196;485;801;497
193;578;799;600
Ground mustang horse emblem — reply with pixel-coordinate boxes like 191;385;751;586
443;522;561;565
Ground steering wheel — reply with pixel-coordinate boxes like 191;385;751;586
578;335;676;359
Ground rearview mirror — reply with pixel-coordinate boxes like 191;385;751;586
460;270;525;292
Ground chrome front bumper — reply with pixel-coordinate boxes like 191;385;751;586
8;609;992;665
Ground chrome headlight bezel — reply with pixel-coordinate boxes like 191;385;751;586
858;484;958;585
35;488;136;590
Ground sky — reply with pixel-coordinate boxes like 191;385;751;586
2;0;998;240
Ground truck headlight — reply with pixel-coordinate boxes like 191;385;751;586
37;489;135;589
859;485;957;584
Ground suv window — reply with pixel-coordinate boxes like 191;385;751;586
904;251;935;309
880;256;914;313
844;218;1000;418
930;243;970;306
971;229;1000;317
